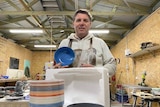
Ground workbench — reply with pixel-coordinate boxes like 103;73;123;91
131;92;160;107
0;98;29;107
0;78;27;86
0;79;20;86
0;91;29;107
121;84;152;107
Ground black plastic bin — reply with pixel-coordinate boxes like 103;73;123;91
67;103;104;107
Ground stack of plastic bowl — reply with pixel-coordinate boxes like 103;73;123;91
29;80;64;107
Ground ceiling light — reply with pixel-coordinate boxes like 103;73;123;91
9;29;43;33
34;45;56;48
89;30;109;34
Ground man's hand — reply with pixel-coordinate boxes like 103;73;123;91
54;63;69;69
80;63;94;67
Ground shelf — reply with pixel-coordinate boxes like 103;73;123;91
128;45;160;58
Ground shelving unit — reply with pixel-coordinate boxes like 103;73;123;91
127;45;160;58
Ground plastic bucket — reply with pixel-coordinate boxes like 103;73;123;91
29;80;64;107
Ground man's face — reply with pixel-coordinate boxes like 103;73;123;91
73;13;91;39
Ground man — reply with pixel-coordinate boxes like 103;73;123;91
54;9;116;76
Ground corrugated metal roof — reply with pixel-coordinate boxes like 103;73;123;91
0;0;159;50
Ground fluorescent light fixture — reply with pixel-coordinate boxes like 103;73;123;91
34;45;56;48
9;29;43;33
89;29;109;34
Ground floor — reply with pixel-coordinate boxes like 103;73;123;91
111;100;132;107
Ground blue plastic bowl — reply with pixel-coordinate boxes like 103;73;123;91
54;47;75;66
2;76;9;79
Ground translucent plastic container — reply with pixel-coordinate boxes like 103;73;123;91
46;67;110;107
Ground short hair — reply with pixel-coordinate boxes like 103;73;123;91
73;9;93;21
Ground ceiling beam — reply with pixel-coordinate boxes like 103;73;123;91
85;0;153;13
28;0;39;7
5;0;21;10
0;27;129;31
92;0;101;8
0;11;148;16
0;15;29;25
101;0;149;12
19;0;56;44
